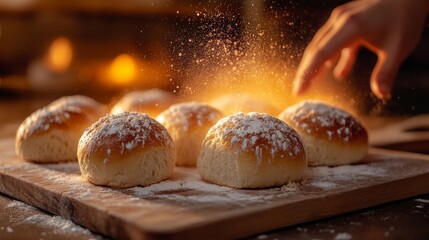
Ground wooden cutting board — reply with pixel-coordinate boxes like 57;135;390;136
2;125;429;240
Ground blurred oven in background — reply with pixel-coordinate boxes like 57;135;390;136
0;0;210;97
0;0;428;116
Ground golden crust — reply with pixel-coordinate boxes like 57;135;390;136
78;112;174;162
16;95;107;141
15;95;107;162
156;102;222;135
198;112;307;188
16;108;89;140
156;102;222;167
278;100;368;144
278;100;368;166
205;112;305;162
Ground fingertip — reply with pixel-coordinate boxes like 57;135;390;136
378;82;392;99
371;81;392;100
333;68;346;80
292;78;301;96
333;46;358;81
292;78;304;96
332;58;349;80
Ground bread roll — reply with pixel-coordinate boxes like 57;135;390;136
78;112;175;188
15;95;107;163
156;102;222;167
278;100;368;166
210;93;280;116
197;112;306;189
111;89;176;117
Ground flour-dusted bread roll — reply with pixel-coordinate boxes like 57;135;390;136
278;100;368;166
15;95;107;163
78;112;175;188
210;93;280;116
197;112;306;189
111;89;177;117
156;102;222;167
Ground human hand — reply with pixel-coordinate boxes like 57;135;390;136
292;0;429;99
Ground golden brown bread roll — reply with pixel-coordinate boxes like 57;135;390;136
15;95;107;163
278;100;368;166
78;112;175;188
197;112;306;189
156;102;222;167
110;89;176;117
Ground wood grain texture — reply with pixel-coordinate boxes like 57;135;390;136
2;132;429;239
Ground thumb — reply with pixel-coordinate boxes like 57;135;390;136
370;52;401;99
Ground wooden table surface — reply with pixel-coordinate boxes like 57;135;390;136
1;97;429;240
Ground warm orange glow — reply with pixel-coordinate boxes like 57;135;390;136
45;37;73;72
186;60;295;116
185;57;358;117
107;54;137;86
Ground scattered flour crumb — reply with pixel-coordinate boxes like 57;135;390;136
6;200;38;211
281;181;299;192
334;232;352;240
131;179;284;206
25;215;93;235
309;181;337;190
257;234;268;239
5;200;94;237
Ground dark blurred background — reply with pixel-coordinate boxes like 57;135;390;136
0;0;428;116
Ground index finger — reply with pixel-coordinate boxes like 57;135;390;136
293;19;360;95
